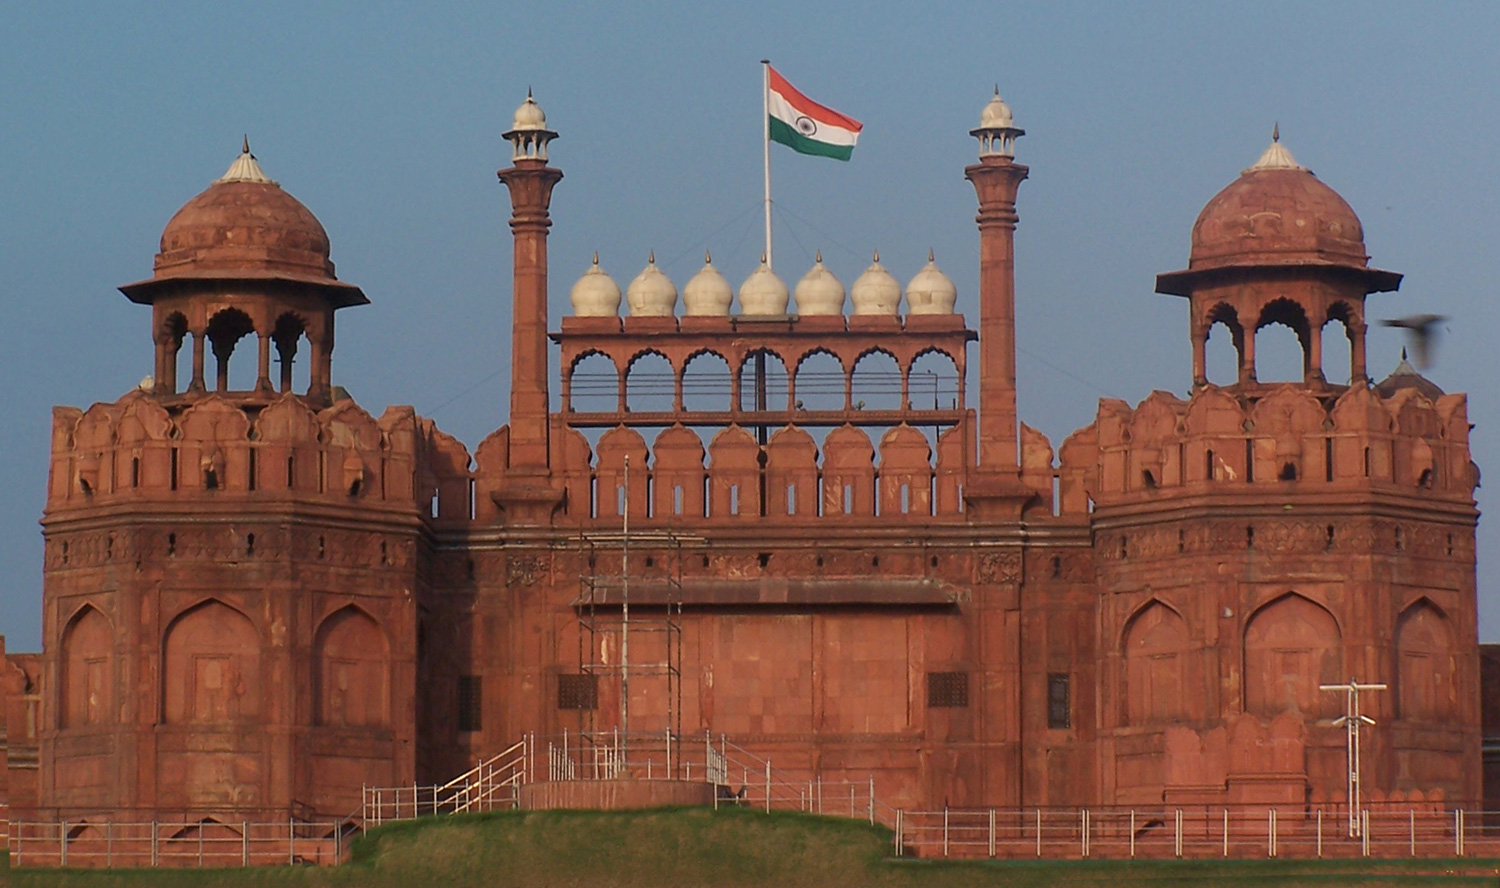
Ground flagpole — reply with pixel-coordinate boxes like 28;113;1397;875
761;58;772;270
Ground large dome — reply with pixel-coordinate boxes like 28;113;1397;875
151;144;336;283
1187;138;1367;271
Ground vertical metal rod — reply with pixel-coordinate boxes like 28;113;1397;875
666;729;672;779
1409;807;1416;855
242;821;249;867
107;820;113;868
288;815;294;866
765;762;771;813
1267;809;1276;858
1175;808;1183;858
1361;810;1370;856
1036;808;1042;857
621;457;631;762
152;820;159;867
850;784;855;817
761;60;772;269
943;807;949;858
1456;808;1464;857
868;777;875;825
1317;808;1323;858
199;823;204;868
60;820;66;867
1222;808;1229;857
895;809;903;856
989;808;996;859
1130;810;1136;858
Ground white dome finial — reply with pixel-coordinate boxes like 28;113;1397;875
217;136;276;184
1247;123;1306;172
971;87;1024;158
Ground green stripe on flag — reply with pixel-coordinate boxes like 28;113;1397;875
769;116;854;161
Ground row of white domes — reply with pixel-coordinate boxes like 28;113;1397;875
570;251;957;317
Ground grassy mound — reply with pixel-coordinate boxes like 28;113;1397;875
6;807;1499;887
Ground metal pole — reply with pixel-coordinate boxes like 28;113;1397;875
1267;809;1276;858
1175;808;1183;858
60;819;66;867
1409;807;1415;856
152;820;159;867
1036;808;1042;857
621;457;631;762
1130;810;1136;858
107;820;113;868
895;809;903;856
243;821;249;867
1317;808;1323;858
1456;809;1465;857
989;808;996;859
288;815;294;866
765;762;771;813
761;60;772;269
868;777;875;825
199;822;204;868
943;807;949;858
1361;810;1370;856
1222;808;1229;857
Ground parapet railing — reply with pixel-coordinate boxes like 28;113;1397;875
8;818;347;869
888;805;1500;860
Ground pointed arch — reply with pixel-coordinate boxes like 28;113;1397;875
1243;592;1340;719
1122;600;1188;725
1396;598;1454;721
162;599;260;724
61;605;113;728
315;606;389;728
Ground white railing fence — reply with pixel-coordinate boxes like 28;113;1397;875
9;818;347;868
887;805;1500;860
363;738;527;825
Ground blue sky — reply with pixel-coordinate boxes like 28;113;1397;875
2;1;1497;649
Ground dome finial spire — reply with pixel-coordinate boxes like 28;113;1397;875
241;134;250;155
1272;121;1280;143
217;136;275;184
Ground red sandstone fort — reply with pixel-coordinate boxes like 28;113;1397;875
0;90;1489;856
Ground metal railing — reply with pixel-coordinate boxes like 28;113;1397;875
363;738;527;824
887;805;1500;860
9;818;346;868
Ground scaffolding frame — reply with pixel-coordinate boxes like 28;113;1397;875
572;525;697;757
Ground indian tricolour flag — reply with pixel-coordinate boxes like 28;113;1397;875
767;65;863;161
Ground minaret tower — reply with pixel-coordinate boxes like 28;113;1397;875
964;89;1030;515
496;91;564;521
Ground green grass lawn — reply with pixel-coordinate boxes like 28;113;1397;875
5;808;1498;887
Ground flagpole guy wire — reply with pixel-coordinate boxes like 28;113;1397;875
762;58;773;270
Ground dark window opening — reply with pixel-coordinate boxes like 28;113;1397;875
1395;526;1405;552
1051;556;1062;578
287;455;296;488
927;671;969;708
1205;448;1215;482
1325;524;1335;550
247;449;257;491
1178;529;1186;553
246;533;255;557
1447;533;1455;557
1142;469;1157;489
1279;462;1297;481
203;467;218;490
1246;525;1255;549
758;552;770;569
458;676;483;732
1325;438;1334;482
1047;673;1071;729
167;533;176;556
1363;447;1371;478
1119;536;1128;559
131;457;140;488
318;535;326;560
170;447;179;491
1244;439;1255;483
557;674;599;710
1418;468;1434;489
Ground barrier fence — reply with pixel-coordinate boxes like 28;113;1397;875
8;818;348;868
888;805;1500;860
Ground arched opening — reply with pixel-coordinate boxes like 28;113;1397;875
162;312;189;394
206;308;256;393
1396;601;1454;721
850;349;902;411
1243;593;1340;719
162;600;260;724
60;606;113;729
568;352;619;413
315;607;389;728
624;351;675;413
682;351;733;412
1123;601;1188;725
1254;299;1310;383
738;349;789;412
1204;304;1241;385
272;313;312;395
909;350;961;410
792;349;845;412
1323;303;1356;386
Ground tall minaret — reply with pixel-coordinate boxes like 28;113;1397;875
496;92;563;519
965;88;1028;474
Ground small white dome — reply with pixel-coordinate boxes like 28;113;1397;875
850;251;901;315
682;251;733;316
979;86;1014;129
904;250;957;315
738;255;789;316
625;252;678;317
570;253;621;317
793;252;845;316
512;91;548;131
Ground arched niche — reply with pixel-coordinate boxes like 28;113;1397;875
682;350;733;412
791;349;844;412
1201;302;1242;386
624;351;675;413
850;349;902;411
738;350;790;412
909;349;961;411
1396;600;1454;721
1254;298;1311;383
206;307;257;393
568;351;619;413
1243;593;1340;719
272;311;313;394
162;600;260;724
315;607;390;728
61;605;113;729
1122;601;1188;725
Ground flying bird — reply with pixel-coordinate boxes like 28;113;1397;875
1379;314;1448;370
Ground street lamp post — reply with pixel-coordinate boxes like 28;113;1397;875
1320;678;1387;838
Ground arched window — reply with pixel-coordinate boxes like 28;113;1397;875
206;308;256;393
625;351;675;413
682;351;733;412
791;350;844;412
738;350;789;412
1254;299;1311;383
1243;593;1340;719
315;607;389;728
1204;304;1241;385
272;312;312;394
1396;601;1453;721
61;606;113;728
568;351;619;413
1123;602;1188;725
850;349;902;411
162;601;260;724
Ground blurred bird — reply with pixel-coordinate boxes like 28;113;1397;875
1379;314;1448;369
